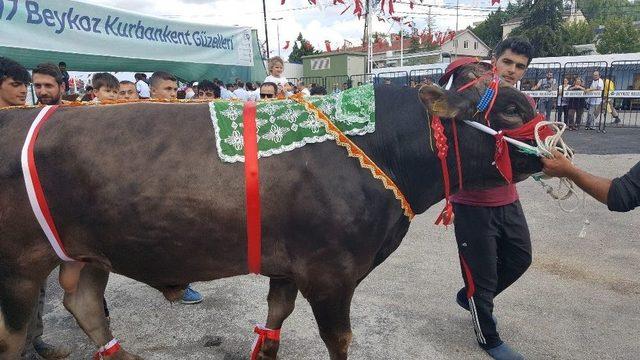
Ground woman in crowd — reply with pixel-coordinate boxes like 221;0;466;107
557;77;570;124
566;77;587;130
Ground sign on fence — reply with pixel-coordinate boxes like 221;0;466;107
608;90;640;98
562;90;603;98
521;90;558;98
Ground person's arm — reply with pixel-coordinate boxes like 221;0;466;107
542;150;640;211
541;152;611;204
531;79;542;91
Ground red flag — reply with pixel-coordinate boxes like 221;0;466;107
333;0;345;4
283;41;290;50
308;0;317;4
388;0;395;14
492;0;500;4
353;0;363;18
410;1;414;9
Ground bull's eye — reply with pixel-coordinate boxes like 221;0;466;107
504;106;518;116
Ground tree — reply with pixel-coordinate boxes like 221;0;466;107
564;20;595;45
576;0;639;22
287;33;321;64
510;0;574;56
472;8;510;49
596;17;640;54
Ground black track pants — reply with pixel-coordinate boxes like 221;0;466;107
453;201;532;349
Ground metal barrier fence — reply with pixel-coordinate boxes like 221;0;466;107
376;71;409;86
520;62;563;122
349;73;375;86
603;60;640;130
562;61;609;131
409;69;443;86
300;76;326;89
325;75;351;91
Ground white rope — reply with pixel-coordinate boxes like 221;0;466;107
532;121;583;213
462;119;583;213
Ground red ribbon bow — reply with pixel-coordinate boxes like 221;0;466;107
493;114;554;183
250;325;281;360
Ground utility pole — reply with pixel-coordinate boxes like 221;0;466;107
262;0;270;58
454;0;459;58
365;0;373;73
272;17;284;57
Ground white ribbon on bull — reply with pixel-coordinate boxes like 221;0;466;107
462;119;583;213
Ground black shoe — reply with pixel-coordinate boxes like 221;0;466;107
456;288;498;325
484;342;525;360
33;338;71;359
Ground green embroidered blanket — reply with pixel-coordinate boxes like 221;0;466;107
210;84;375;163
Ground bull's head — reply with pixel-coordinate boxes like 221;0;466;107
419;62;543;189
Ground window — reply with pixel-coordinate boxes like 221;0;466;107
463;40;469;49
474;42;478;50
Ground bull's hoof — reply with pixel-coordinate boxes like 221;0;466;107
257;339;280;360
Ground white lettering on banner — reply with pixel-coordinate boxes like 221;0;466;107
522;90;558;98
0;0;253;66
608;90;640;98
561;90;603;98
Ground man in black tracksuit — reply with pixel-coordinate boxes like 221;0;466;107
441;37;536;360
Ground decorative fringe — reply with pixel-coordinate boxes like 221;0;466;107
291;94;415;220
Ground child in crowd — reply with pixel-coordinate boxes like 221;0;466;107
91;73;119;102
264;56;288;96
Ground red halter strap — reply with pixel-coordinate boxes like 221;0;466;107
431;115;458;226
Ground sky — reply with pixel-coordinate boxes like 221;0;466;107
77;0;504;59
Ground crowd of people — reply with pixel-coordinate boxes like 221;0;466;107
532;69;622;130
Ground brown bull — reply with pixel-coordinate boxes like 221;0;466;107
0;63;542;359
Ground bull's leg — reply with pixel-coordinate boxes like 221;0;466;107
0;274;41;359
257;278;298;360
61;264;141;360
304;282;356;360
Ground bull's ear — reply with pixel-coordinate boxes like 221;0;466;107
418;85;459;118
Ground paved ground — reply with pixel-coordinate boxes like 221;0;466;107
40;137;639;359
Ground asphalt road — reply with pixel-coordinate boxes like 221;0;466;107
40;142;639;359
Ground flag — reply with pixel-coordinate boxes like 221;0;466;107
325;40;332;52
283;41;290;50
492;0;500;4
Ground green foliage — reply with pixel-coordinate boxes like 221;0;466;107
577;0;640;22
596;17;640;53
564;20;595;45
288;33;320;64
472;8;510;49
510;0;574;56
471;2;524;49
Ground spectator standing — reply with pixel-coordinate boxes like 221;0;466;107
134;73;151;99
531;70;557;120
310;85;327;95
259;82;277;100
58;61;70;94
91;73;119;102
603;76;622;125
585;70;604;130
118;80;139;100
197;80;221;100
149;71;178;100
557;77;570;124
149;70;203;305
32;63;66;105
297;81;311;97
1;57;74;360
0;57;30;107
566;77;587;130
245;82;259;101
214;79;237;100
233;81;251;101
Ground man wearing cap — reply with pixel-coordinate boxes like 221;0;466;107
440;37;535;360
